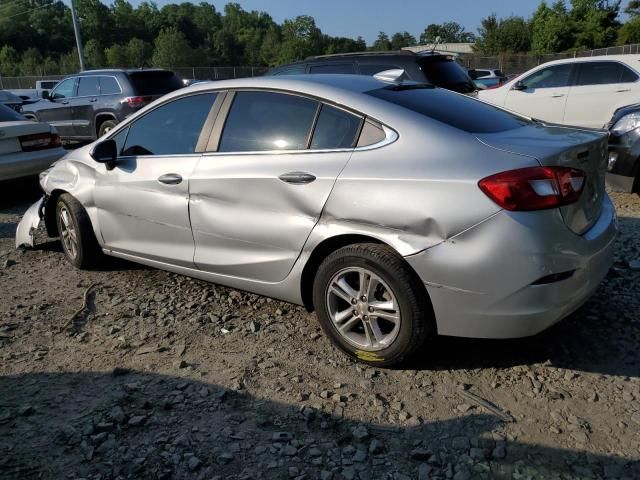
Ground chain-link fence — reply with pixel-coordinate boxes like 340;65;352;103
0;66;269;90
459;44;640;75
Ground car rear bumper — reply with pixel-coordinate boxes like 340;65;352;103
0;147;65;182
405;195;617;339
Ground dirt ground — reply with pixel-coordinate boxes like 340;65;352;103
0;178;639;480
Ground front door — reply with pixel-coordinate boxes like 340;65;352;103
37;77;76;138
190;91;364;282
94;92;218;266
504;63;574;124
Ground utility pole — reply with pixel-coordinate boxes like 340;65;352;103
70;0;86;71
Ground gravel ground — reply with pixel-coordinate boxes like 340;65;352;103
0;178;639;480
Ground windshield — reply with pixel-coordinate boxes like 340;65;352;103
367;85;530;133
418;57;476;93
126;71;183;95
0;103;26;121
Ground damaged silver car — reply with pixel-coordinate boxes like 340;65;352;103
17;73;617;366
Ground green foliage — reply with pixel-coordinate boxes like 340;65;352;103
474;15;531;54
371;32;392;51
152;27;194;68
390;32;417;50
419;22;476;44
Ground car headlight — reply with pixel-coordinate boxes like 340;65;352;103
611;112;640;135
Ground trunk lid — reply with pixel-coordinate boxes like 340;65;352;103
0;121;51;155
476;124;609;235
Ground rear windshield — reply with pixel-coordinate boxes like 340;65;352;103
367;85;530;133
419;57;476;93
0;103;25;121
126;71;183;95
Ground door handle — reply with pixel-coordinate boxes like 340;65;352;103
551;93;565;98
278;171;316;185
60;100;69;104
89;97;98;102
158;173;183;185
615;89;631;93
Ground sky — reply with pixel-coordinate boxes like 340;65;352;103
128;0;547;44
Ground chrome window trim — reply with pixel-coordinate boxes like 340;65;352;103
72;75;124;98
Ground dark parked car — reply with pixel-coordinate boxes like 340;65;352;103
267;51;477;95
606;103;640;194
0;90;24;111
21;69;183;141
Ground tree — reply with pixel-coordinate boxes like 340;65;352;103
530;1;572;54
569;0;620;50
278;15;323;63
617;16;640;44
626;0;640;15
85;39;105;68
152;27;194;68
0;45;20;76
104;44;129;67
127;38;151;67
390;32;416;50
419;22;475;44
372;32;392;51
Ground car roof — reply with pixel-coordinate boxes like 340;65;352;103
71;69;174;76
537;54;640;68
272;50;452;69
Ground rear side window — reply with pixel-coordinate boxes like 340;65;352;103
311;105;362;149
358;64;400;76
309;64;356;74
126;71;183;95
77;77;99;96
367;86;530;133
122;93;216;156
419;57;475;93
575;61;639;86
219;91;318;152
0;103;25;121
523;64;573;89
269;64;306;75
100;76;121;95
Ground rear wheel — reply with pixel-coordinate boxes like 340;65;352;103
312;243;434;367
55;194;103;269
98;119;117;138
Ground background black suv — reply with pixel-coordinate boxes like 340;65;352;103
266;51;477;95
21;69;183;141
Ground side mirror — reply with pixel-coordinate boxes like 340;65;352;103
512;81;527;91
90;139;117;170
41;90;50;100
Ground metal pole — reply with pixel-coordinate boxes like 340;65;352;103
70;0;86;71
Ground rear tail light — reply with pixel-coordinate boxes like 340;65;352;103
123;96;152;108
478;166;586;211
19;132;62;152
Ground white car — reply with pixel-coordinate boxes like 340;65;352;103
0;104;66;181
478;55;640;129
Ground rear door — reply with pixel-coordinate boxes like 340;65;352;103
94;92;218;266
564;61;640;128
190;90;363;282
35;77;76;137
71;76;100;138
503;63;574;123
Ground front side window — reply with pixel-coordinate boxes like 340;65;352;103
219;91;318;152
311;104;362;149
51;78;75;99
522;64;573;89
100;76;121;95
121;93;217;156
575;61;639;86
77;76;99;96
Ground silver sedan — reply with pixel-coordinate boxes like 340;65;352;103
16;74;616;367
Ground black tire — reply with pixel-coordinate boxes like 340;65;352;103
312;243;435;367
55;193;103;269
98;119;117;138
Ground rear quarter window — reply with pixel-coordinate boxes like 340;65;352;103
127;71;183;95
367;86;530;133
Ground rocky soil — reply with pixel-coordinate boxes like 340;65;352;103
0;178;639;480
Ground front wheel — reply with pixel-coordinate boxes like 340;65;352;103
98;120;117;138
312;243;435;367
55;194;103;269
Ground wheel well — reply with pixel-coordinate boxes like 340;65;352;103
94;114;117;136
44;189;66;237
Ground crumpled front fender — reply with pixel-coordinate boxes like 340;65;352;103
15;196;45;248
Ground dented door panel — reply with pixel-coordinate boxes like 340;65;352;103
190;151;352;282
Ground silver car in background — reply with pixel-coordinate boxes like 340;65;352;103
16;74;616;367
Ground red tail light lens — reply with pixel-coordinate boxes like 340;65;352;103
123;96;152;108
19;132;62;152
478;166;586;211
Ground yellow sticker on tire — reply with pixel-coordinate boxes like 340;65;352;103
355;350;384;362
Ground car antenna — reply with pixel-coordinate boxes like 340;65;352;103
431;36;442;53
